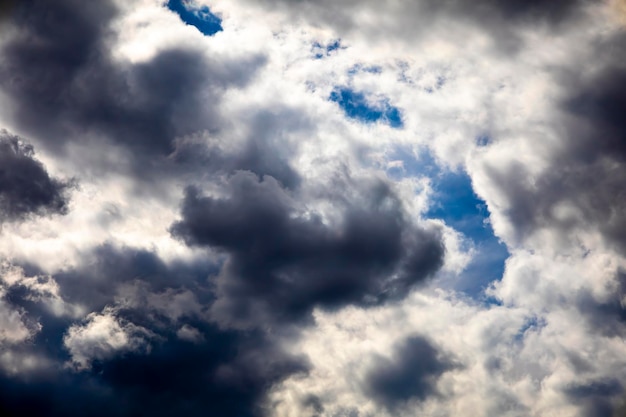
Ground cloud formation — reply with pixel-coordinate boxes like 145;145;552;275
1;0;626;416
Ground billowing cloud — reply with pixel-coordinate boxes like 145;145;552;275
0;130;71;222
63;307;153;370
0;298;35;347
475;35;626;251
171;171;444;328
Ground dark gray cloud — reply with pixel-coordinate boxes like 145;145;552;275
170;107;307;189
0;2;307;415
478;33;626;347
1;246;308;417
364;335;457;409
0;0;265;177
564;379;623;417
171;171;445;327
0;325;307;417
0;130;71;221
0;0;16;21
419;0;588;23
574;272;626;338
7;244;214;316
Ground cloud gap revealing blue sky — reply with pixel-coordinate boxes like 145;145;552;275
312;39;344;59
424;76;446;94
330;87;403;128
348;64;383;75
387;148;509;296
167;0;222;36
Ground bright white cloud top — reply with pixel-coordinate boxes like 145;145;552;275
1;0;626;416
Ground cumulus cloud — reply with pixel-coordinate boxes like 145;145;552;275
471;34;626;252
176;324;204;342
63;307;153;370
0;298;35;347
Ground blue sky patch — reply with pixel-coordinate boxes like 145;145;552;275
515;316;546;341
312;39;344;59
330;87;403;128
424;76;446;94
476;134;492;147
347;64;383;76
426;171;509;296
387;148;509;297
167;0;223;36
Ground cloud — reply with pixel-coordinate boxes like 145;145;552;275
364;335;457;409
0;324;307;416
0;0;265;178
2;0;626;416
223;0;593;53
176;324;204;342
63;307;153;370
171;171;444;328
564;379;624;417
1;263;83;319
0;297;36;347
0;242;308;416
0;130;72;222
50;243;214;313
170;114;303;190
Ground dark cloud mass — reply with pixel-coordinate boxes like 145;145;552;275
0;325;307;417
0;1;306;415
51;243;216;312
0;0;264;171
170;107;306;189
0;130;71;221
364;335;457;409
564;379;623;417
171;171;445;327
0;246;308;417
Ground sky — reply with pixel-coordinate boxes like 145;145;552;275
0;0;626;416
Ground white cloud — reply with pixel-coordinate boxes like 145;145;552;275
0;296;34;346
63;307;153;370
176;324;204;343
